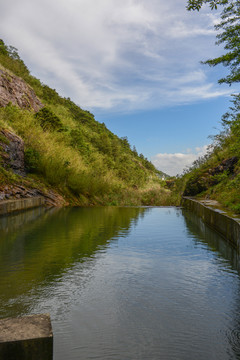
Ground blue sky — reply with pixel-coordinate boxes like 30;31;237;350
0;0;235;175
97;96;231;174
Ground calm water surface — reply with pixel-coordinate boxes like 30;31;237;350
0;206;240;359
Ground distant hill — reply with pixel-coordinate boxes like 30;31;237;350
0;39;170;206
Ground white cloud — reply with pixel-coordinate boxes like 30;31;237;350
152;146;209;176
0;0;231;112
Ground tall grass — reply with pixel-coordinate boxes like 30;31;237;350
0;105;173;206
0;40;169;206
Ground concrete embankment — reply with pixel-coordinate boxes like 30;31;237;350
182;197;240;251
0;314;53;360
0;197;45;216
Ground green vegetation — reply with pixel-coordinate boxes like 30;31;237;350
182;88;240;213
170;0;240;213
34;107;64;132
0;39;169;206
187;0;240;85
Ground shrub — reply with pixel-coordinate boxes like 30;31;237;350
183;171;208;196
24;148;40;173
34;107;63;132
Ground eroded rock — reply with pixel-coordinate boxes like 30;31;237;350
0;129;26;175
183;156;239;196
0;68;43;111
208;156;239;176
0;184;67;207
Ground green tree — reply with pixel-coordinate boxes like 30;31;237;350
0;39;30;78
34;107;63;132
96;133;112;155
187;0;227;11
187;0;240;85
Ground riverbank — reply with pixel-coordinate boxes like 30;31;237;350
182;196;240;251
0;197;45;216
0;206;237;360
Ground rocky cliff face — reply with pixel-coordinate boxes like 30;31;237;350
0;67;43;176
0;128;66;205
183;156;239;196
0;68;67;206
0;68;43;111
0;183;67;206
0;128;26;176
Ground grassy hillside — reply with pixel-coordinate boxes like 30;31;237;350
178;0;240;214
0;39;170;206
170;99;240;213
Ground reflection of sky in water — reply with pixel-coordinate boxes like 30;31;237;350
0;207;240;360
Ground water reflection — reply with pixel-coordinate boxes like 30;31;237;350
0;206;147;318
1;207;240;360
182;208;240;273
182;208;240;360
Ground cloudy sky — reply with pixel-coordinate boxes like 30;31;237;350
0;0;233;175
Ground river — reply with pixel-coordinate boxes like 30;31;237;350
0;206;240;359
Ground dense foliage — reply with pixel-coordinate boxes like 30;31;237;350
0;39;170;206
177;119;240;212
187;0;240;85
176;0;240;213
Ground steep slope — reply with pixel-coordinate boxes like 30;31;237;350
175;117;240;213
0;39;170;206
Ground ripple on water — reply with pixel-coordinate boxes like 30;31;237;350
0;207;240;360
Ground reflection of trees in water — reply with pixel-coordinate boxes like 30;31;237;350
0;206;148;317
182;208;240;360
182;208;240;273
0;206;51;233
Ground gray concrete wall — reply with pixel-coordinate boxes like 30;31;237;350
0;197;45;216
0;314;53;360
182;197;240;251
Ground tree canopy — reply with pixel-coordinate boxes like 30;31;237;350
187;0;228;11
187;0;240;85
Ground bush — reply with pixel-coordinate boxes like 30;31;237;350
183;171;208;196
34;107;63;132
24;148;40;173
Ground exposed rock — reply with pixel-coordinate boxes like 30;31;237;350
0;129;26;175
0;68;43;112
183;156;239;196
41;190;67;207
165;179;175;189
0;184;67;207
208;156;238;176
183;175;209;196
0;126;67;206
0;128;67;206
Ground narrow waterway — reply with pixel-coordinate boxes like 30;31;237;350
0;206;240;360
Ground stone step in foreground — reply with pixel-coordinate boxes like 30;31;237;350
0;313;53;360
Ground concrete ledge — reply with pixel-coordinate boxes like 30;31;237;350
0;314;53;360
182;197;240;251
0;197;45;216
